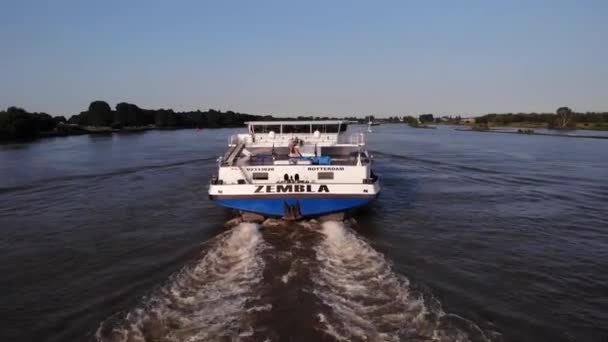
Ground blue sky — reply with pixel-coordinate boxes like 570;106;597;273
1;0;607;117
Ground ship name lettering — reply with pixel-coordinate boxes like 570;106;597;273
254;184;330;193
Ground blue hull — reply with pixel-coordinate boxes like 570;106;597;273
214;196;375;217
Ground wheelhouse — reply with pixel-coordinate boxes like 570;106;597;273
248;121;348;135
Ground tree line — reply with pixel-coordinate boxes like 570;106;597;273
475;107;608;129
67;101;260;129
1;101;264;141
3;102;608;141
0;107;67;141
381;108;608;129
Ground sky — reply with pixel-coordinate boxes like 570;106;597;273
1;0;607;117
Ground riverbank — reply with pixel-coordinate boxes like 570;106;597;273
477;121;608;131
455;127;608;139
406;122;437;129
1;102;263;143
0;124;236;144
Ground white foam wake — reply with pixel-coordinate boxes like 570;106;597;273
313;221;486;342
96;222;268;342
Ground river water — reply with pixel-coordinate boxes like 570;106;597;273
1;125;607;341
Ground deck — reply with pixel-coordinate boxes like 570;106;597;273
222;145;370;167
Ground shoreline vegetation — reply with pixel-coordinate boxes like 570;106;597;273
403;115;437;129
473;107;608;131
0;101;362;143
2;103;607;143
0;101;422;143
454;107;608;139
455;127;608;140
0;101;265;142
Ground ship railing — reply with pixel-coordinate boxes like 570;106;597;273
345;133;366;146
228;134;238;146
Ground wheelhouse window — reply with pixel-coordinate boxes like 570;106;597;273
282;124;310;134
253;125;280;133
252;172;269;180
326;124;339;133
312;124;339;133
317;172;334;180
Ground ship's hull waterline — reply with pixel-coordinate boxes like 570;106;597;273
211;194;378;217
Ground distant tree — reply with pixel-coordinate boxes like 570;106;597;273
404;116;419;127
53;116;67;124
475;116;489;124
419;114;434;123
0;107;32;139
551;106;576;129
153;110;169;127
32;112;56;131
115;102;144;127
88;101;113;126
205;109;221;128
166;110;179;127
0;107;60;140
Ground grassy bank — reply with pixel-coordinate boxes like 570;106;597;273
456;127;608;140
506;121;548;128
576;122;608;130
468;121;608;131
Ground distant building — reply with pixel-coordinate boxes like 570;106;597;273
461;117;476;124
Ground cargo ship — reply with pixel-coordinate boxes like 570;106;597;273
208;121;380;219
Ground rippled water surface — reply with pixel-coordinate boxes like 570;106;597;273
1;126;607;341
